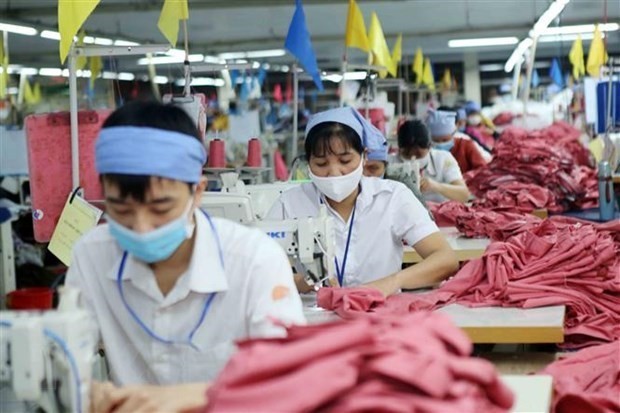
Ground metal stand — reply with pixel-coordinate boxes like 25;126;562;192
0;219;16;302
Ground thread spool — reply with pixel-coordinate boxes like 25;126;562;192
208;139;226;168
246;138;262;167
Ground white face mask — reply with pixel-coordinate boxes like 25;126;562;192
467;115;482;126
309;158;364;202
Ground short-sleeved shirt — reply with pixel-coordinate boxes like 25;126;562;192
266;177;438;286
65;211;305;385
422;149;464;203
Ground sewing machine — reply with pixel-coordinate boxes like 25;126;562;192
0;289;97;413
201;185;337;287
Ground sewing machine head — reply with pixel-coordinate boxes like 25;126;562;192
0;288;97;413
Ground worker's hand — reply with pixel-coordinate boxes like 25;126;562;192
90;380;120;413
361;274;400;297
106;383;209;413
420;177;438;193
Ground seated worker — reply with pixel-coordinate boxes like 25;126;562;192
446;106;492;162
266;107;457;297
427;109;487;174
464;100;498;149
362;132;429;211
66;102;305;412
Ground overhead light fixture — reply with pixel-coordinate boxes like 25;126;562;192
322;71;367;83
448;37;519;48
175;77;225;87
114;40;140;46
535;22;619;36
8;87;19;94
118;72;135;81
83;36;114;46
0;22;38;36
281;65;290;73
40;30;61;40
204;55;224;64
531;0;570;37
153;75;169;84
38;68;63;76
137;54;204;65
504;38;533;72
479;64;506;72
251;61;261;69
538;32;604;43
217;49;286;60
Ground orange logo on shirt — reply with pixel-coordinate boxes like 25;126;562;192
272;285;290;301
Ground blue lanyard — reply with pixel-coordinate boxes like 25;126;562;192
334;205;356;287
116;209;224;349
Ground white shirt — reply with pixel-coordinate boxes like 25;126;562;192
390;150;464;203
266;177;438;286
66;211;305;386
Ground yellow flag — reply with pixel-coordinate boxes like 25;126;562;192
586;25;608;78
569;35;585;80
76;30;88;70
345;0;369;52
24;77;34;104
368;12;395;78
90;56;102;89
422;57;435;91
58;0;101;64
33;83;41;103
0;32;8;99
391;34;402;69
441;68;452;90
158;0;189;47
412;47;424;85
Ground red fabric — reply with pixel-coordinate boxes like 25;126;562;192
466;122;597;211
206;312;515;413
319;218;620;349
465;125;496;149
472;183;563;213
540;342;620;413
450;138;488;173
492;112;515;126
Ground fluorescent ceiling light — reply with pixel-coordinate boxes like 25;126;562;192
504;38;533;72
82;36;114;46
281;65;290;73
40;30;61;40
323;74;342;83
153;76;169;84
8;87;19;94
137;54;204;65
118;72;135;81
531;0;570;37
114;40;140;46
218;49;286;60
204;55;224;64
175;77;225;87
480;64;505;72
101;71;134;81
536;22;619;36
251;61;261;69
322;71;367;83
448;37;519;48
538;32;603;43
0;22;38;36
38;68;63;76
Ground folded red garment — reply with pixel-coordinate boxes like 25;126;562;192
206;312;515;413
540;342;620;413
318;219;620;349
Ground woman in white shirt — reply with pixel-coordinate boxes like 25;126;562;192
396;119;470;203
267;107;458;297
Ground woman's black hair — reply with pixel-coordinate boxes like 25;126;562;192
398;119;431;150
100;101;201;202
304;122;364;162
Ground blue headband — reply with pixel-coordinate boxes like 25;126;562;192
305;107;387;159
95;126;207;183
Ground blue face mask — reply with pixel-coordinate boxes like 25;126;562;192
107;201;195;263
433;140;455;152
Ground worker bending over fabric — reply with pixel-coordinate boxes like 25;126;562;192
427;109;487;174
267;107;457;297
394;119;470;203
362;133;429;210
445;106;493;162
66;102;305;412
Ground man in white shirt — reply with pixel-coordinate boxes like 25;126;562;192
66;101;304;412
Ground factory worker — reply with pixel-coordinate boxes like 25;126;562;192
65;101;304;412
267;107;457;297
464;100;499;149
396;118;470;203
363;129;429;211
427;109;487;174
449;106;493;162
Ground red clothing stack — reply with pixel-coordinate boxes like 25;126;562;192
206;312;515;413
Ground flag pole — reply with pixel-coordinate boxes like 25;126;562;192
340;48;347;107
69;43;81;191
182;19;191;97
292;63;299;163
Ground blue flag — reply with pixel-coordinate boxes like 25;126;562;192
549;58;564;87
284;0;324;91
531;69;540;88
257;65;267;87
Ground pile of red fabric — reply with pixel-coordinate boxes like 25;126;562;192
471;183;563;213
319;218;620;349
466;122;597;211
430;201;542;241
540;342;620;413
205;312;515;413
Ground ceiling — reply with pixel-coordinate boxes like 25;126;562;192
1;0;619;76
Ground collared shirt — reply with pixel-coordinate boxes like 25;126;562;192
266;177;438;286
65;211;305;386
